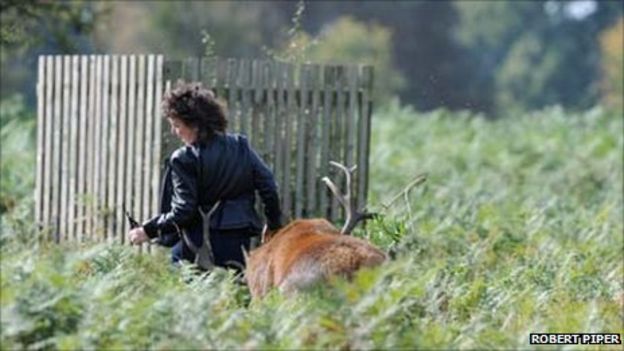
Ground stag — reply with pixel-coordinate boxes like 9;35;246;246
245;162;386;299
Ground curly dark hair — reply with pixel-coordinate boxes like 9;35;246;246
162;81;228;143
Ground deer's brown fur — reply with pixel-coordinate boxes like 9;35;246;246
245;162;386;299
245;218;386;299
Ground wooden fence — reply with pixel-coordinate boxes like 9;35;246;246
35;55;374;243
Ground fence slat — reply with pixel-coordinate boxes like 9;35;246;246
215;57;227;99
252;60;262;150
306;64;320;215
183;56;199;81
142;55;155;251
283;63;295;220
101;56;111;240
144;55;155;216
59;55;71;242
294;65;309;217
51;56;63;242
319;66;334;217
330;66;346;222
273;62;285;212
117;55;129;242
68;56;79;241
86;56;96;237
107;56;119;242
200;56;218;90
344;66;358;215
148;55;164;253
93;56;104;240
76;56;88;240
35;56;45;227
226;59;239;132
43;56;54;234
152;55;164;222
125;55;137;243
238;59;251;137
358;66;374;212
262;61;274;165
346;65;357;172
135;55;146;252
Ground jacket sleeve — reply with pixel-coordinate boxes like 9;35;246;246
142;147;199;238
247;141;283;231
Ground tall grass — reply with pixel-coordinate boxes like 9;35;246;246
1;100;622;350
0;95;35;215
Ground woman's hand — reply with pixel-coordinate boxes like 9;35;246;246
128;227;149;245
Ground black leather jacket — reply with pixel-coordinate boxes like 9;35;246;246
142;133;282;240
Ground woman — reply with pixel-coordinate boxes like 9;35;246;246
127;82;282;270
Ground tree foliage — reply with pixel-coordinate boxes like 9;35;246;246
268;15;405;106
0;1;107;102
0;95;35;214
455;0;623;114
124;1;286;59
599;17;623;111
307;17;405;105
297;1;475;110
262;0;314;64
0;0;103;53
1;1;621;115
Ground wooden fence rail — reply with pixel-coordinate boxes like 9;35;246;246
36;55;374;243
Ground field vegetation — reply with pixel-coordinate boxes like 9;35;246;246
1;98;622;349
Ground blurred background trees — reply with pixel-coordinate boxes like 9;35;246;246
267;15;405;105
1;0;622;115
600;17;623;111
0;0;107;104
456;0;623;114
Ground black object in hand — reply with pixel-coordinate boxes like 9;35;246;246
125;211;139;229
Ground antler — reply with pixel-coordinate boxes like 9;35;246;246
321;161;375;234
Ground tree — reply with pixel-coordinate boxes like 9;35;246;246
0;0;104;53
599;17;623;111
302;16;405;105
101;1;288;59
278;1;477;111
455;0;623;114
0;1;107;102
